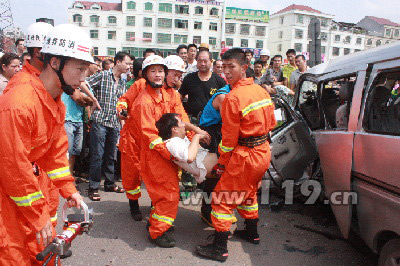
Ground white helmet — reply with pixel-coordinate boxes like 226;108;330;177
41;24;94;64
25;22;53;48
164;55;186;73
260;49;271;56
142;55;167;71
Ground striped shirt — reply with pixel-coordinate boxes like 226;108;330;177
86;69;127;129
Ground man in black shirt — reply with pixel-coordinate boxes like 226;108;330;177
179;50;226;193
179;50;226;119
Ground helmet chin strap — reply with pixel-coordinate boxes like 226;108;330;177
165;77;173;89
144;72;164;89
148;81;163;89
51;57;75;95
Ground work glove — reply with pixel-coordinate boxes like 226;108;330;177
211;164;225;178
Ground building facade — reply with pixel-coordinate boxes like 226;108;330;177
68;0;269;58
68;2;399;61
327;21;366;60
356;16;400;50
267;5;367;62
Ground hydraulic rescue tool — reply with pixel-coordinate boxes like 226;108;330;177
36;201;93;265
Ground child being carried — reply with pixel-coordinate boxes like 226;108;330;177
156;113;218;184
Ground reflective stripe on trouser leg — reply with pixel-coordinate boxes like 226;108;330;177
147;190;179;239
237;203;258;219
151;213;174;226
237;190;259;220
210;206;234;232
121;151;141;200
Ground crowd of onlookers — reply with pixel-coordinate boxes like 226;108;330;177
0;38;309;196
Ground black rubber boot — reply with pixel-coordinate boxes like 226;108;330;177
234;218;260;244
196;231;229;262
129;199;142;221
151;233;176;248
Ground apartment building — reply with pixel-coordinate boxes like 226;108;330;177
327;21;366;60
267;5;368;62
68;1;398;61
68;0;269;58
356;16;400;50
69;0;225;57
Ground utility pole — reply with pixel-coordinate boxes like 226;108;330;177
0;0;15;53
220;0;227;55
308;17;322;67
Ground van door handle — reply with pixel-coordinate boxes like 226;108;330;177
274;148;289;159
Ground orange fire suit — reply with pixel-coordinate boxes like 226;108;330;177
131;84;182;239
211;78;276;232
0;72;78;265
117;78;146;201
5;61;60;227
117;79;189;202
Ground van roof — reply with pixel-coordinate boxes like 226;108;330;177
307;41;400;75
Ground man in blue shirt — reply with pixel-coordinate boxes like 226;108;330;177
62;93;85;180
199;84;231;226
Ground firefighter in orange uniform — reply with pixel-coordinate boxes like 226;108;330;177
127;55;208;248
116;55;201;222
5;22;61;231
117;78;146;221
0;24;94;265
5;22;97;230
196;48;277;262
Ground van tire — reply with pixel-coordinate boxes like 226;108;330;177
378;238;400;266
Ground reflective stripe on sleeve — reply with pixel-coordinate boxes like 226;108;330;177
10;190;44;207
219;141;234;153
127;186;141;196
51;214;58;223
242;99;273;117
237;203;258;212
149;137;163;149
47;166;71;180
117;102;128;108
211;210;233;220
151;213;174;225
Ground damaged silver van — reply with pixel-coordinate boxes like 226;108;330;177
269;41;400;265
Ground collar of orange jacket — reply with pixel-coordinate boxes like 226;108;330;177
32;75;65;122
24;60;42;77
145;83;170;104
231;78;254;90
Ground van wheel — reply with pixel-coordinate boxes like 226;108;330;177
379;239;400;266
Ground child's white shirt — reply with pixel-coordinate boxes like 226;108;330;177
165;136;208;183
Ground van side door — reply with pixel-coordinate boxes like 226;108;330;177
353;61;400;249
313;71;365;239
269;96;318;186
269;78;319;186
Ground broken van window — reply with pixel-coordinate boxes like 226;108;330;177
321;76;356;130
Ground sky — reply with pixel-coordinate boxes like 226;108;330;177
9;0;400;32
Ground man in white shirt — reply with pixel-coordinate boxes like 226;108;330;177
290;55;308;92
184;44;198;78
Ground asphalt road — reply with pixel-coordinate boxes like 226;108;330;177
57;181;378;266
